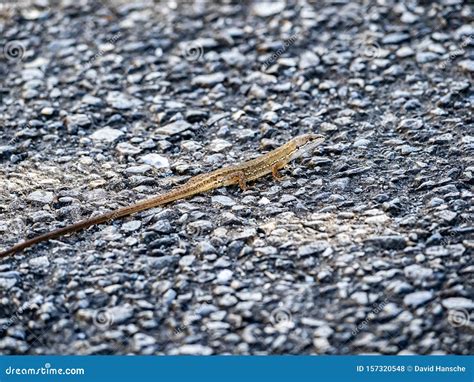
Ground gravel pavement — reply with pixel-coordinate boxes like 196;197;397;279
0;0;473;355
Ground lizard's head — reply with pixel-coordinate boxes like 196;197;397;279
289;133;325;161
293;133;325;149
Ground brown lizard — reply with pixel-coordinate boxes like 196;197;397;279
0;134;324;257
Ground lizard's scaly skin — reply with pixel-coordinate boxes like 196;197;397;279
0;134;324;257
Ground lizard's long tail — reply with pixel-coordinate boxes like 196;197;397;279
0;185;191;258
0;210;125;258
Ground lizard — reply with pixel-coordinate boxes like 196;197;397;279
0;133;324;258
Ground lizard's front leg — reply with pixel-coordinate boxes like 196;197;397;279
272;161;288;181
223;171;247;191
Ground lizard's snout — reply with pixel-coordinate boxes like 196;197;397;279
297;133;325;147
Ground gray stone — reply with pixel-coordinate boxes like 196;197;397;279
218;294;238;307
211;195;235;207
27;190;54;204
90;127;124;142
192;73;225;87
163;289;177;305
106;92;142;110
252;1;285;17
106;305;134;324
121;220;142;232
125;165;152;174
404;264;433;280
367;235;407;249
216;269;233;284
441;297;474;310
396;46;415;58
458;60;474;72
382;33;410;44
82;94;103;106
353;138;371;148
299;51;320;69
66;114;91;129
116;142;141;155
262;111;278;124
398;118;423;130
416;52;439;63
29;256;50;268
298;241;330;256
132;333;156;351
140;153;169;169
0;277;17;290
155;120;191;136
403;291;433;307
175;344;213;355
209;139;232;152
40;107;54;116
179;255;196;268
146;255;179;269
